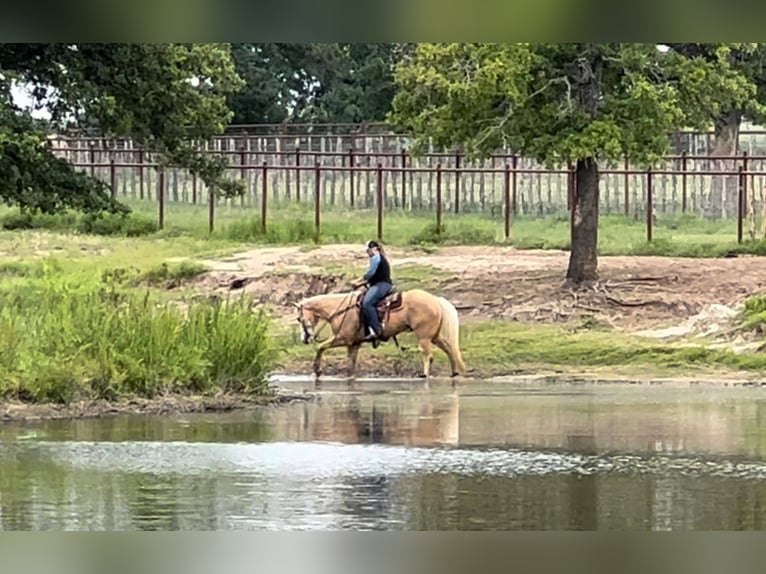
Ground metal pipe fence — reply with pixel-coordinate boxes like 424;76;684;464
58;150;766;244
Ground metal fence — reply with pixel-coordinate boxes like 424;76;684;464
49;143;766;244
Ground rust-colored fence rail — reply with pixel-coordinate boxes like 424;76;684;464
58;150;766;244
50;142;766;217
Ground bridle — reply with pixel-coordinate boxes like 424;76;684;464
295;291;360;344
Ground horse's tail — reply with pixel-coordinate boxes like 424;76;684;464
437;296;466;374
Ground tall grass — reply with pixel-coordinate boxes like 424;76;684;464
0;272;277;403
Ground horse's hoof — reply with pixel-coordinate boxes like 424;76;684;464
451;372;460;378
417;373;428;379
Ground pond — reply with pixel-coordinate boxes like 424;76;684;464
3;378;766;530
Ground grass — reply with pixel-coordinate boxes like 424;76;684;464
277;318;766;379
3;200;762;258
0;271;277;403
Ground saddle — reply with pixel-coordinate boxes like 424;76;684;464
355;288;403;322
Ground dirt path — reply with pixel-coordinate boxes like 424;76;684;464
193;245;766;341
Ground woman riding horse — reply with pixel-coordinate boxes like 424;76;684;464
353;240;393;343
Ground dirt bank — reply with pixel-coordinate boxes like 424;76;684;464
0;391;314;423
195;244;766;336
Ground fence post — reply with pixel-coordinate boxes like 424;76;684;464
624;154;630;216
89;143;95;177
262;162;268;233
348;148;355;208
109;159;116;199
400;150;407;210
681;151;688;213
158;168;165;230
646;166;653;242
744;151;751;239
511;154;518;216
295;149;301;203
240;145;248;207
504;163;511;240
738;165;745;244
192;172;198;205
454;152;461;214
436;163;443;234
377;163;384;241
138;149;145;200
208;188;215;234
314;162;321;242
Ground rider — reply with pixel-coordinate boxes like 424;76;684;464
354;240;393;342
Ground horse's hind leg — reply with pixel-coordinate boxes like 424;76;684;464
433;337;460;378
417;338;434;378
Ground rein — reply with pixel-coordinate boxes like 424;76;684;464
300;292;359;343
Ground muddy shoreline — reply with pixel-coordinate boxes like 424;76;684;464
0;390;316;423
4;368;766;423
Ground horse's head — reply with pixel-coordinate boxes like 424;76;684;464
294;300;319;344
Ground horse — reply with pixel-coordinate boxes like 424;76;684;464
293;287;466;381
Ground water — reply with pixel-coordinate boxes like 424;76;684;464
3;378;766;530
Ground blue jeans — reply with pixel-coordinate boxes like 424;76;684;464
362;282;392;335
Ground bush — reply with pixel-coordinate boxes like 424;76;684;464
0;210;158;237
0;275;277;403
408;222;496;246
76;212;158;236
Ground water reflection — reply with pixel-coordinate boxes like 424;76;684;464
3;380;766;530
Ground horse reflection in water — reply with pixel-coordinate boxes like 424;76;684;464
300;391;461;448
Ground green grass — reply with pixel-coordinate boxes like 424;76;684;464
0;271;277;403
0;200;761;258
277;318;766;378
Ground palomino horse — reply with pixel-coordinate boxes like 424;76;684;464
294;287;466;380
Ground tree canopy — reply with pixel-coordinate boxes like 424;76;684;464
389;43;759;283
228;43;410;125
0;43;244;214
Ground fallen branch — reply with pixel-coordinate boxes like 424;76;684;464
604;295;664;307
605;275;679;287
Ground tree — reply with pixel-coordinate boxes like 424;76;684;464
227;43;315;124
667;44;766;218
0;43;244;215
389;43;757;284
303;43;413;123
228;43;412;125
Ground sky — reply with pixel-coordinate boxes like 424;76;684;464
11;82;52;119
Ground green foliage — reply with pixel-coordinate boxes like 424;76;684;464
0;273;276;403
0;43;245;211
229;43;411;124
138;261;209;285
0;113;128;216
390;43;757;166
0;209;158;236
740;293;766;332
408;222;497;246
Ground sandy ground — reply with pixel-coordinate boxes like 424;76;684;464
194;245;766;343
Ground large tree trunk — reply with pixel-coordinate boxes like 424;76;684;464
708;109;741;219
566;157;600;285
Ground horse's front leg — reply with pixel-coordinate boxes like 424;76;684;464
312;336;337;381
346;343;361;381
